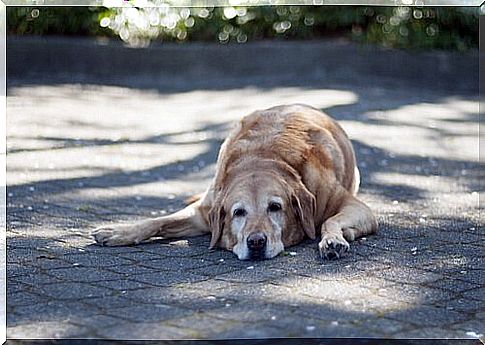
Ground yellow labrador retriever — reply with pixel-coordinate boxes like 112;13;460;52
92;104;378;260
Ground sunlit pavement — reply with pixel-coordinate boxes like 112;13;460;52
6;38;481;339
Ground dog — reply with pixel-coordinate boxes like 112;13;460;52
92;104;378;260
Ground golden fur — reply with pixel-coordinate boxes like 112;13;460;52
93;104;378;260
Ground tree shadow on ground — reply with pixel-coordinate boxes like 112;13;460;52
6;212;481;339
6;41;481;339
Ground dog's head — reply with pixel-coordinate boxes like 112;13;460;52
208;165;316;260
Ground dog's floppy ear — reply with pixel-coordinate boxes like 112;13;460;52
292;182;316;240
208;198;226;249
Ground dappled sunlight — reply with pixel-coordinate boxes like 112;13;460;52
7;84;357;188
340;96;478;162
7;60;480;338
7;142;212;186
7;321;88;339
370;172;479;196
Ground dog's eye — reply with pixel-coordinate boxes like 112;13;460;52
233;208;247;217
268;202;282;212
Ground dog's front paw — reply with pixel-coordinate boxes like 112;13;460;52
318;235;350;260
91;225;139;246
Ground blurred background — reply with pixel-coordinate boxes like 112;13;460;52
7;5;479;51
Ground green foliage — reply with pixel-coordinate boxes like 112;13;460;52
6;6;479;51
7;7;111;36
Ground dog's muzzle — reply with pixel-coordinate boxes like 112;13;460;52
247;232;267;260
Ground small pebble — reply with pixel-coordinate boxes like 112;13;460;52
331;321;339;326
466;331;483;338
246;266;254;270
271;316;276;320
289;251;297;256
306;326;315;331
219;259;224;262
392;200;399;205
29;187;35;191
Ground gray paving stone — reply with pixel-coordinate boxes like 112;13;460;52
372;266;445;285
8;321;91;339
165;312;237;336
47;266;126;282
139;256;216;271
95;278;153;291
461;287;484;302
449;318;484;335
189;263;243;276
62;252;136;267
102;263;160;276
6;37;480;339
391;326;470;338
11;271;66;286
95;321;201;339
379;281;456;304
131;271;208;287
122;286;232;311
8;300;100;326
386;305;468;328
82;294;142;310
36;282;115;300
7;290;45;308
437;296;480;313
103;304;189;323
213;266;288;283
73;314;128;330
424;277;480;294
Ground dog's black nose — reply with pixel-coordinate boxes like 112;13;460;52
247;232;267;252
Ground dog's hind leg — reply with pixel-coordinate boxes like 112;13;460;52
92;199;210;246
318;191;378;260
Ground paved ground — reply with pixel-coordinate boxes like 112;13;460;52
6;38;482;340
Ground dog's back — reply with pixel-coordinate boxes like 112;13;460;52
219;104;357;194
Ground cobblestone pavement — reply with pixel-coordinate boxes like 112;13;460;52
6;41;482;340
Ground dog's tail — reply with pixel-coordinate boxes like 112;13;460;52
184;193;204;205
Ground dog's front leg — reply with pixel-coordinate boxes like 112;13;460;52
318;193;378;260
92;200;210;246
